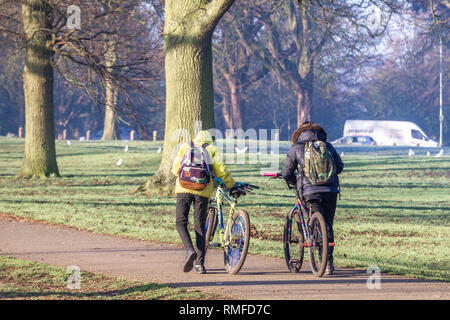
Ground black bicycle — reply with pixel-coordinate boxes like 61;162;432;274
262;172;332;277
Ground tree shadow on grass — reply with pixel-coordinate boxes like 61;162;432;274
341;183;448;189
338;203;450;212
344;166;450;173
171;275;434;289
0;199;174;207
0;283;174;300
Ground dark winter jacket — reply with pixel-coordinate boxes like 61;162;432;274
281;125;344;200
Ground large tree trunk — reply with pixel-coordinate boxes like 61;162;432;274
17;0;60;178
136;0;234;195
101;41;119;140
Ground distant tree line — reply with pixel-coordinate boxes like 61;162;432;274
0;0;447;181
1;0;446;144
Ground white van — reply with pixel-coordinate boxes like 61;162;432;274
333;120;438;147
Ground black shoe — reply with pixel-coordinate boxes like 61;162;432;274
194;264;207;274
325;261;335;275
183;249;197;273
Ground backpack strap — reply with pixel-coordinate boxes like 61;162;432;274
200;143;211;175
190;141;195;164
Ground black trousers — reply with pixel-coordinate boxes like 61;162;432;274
175;193;209;265
306;192;337;262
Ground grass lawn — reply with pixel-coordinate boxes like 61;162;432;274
0;255;224;300
0;137;449;282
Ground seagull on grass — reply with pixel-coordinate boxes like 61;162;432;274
435;149;444;157
235;147;248;154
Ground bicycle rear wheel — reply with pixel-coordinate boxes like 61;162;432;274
308;212;329;277
205;207;218;249
224;209;250;274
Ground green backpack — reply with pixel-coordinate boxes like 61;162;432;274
303;141;336;185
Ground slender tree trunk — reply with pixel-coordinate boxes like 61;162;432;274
224;69;243;129
297;62;314;127
102;101;118;140
136;0;234;194
17;0;60;178
219;100;233;130
101;41;119;140
296;86;312;127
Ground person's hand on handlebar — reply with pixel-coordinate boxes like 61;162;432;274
230;185;246;198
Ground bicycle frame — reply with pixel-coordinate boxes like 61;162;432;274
290;197;312;246
290;197;335;248
213;182;237;248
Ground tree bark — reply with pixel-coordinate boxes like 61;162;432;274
16;0;60;178
102;102;118;140
296;71;313;127
101;41;119;140
224;68;243;129
136;0;235;195
219;99;233;130
297;90;310;126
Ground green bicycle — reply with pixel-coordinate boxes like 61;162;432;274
205;177;259;274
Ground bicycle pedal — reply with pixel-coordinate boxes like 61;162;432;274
210;243;221;247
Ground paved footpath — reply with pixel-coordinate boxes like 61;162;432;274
0;216;448;300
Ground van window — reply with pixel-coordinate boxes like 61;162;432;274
356;137;368;143
411;129;427;141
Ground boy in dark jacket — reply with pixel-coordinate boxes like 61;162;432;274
281;121;344;275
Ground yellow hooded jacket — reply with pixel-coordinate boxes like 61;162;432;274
171;131;236;198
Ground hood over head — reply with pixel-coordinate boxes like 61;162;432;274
292;122;328;143
193;130;214;146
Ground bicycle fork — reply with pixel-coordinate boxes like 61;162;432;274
222;202;238;248
215;202;238;248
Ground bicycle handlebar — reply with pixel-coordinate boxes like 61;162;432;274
236;181;260;190
261;172;283;179
214;177;259;191
262;172;296;190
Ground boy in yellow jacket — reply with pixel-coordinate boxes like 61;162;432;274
171;130;237;273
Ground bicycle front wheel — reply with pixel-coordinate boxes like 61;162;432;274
283;212;304;273
308;212;329;277
224;209;250;274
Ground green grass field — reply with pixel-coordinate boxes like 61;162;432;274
0;137;449;282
